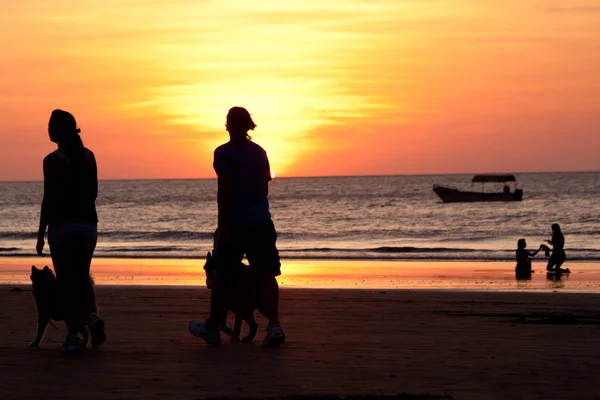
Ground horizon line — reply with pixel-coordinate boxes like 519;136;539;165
1;169;598;183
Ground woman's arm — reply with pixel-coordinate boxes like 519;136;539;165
529;248;541;257
36;157;54;256
89;150;98;201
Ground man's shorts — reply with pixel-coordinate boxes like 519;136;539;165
213;221;281;277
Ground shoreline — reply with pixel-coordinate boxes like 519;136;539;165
1;254;599;262
7;285;600;296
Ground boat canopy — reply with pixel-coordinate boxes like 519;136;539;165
472;174;516;183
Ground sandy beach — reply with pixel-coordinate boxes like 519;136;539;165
2;285;600;400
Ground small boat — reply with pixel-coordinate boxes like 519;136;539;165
433;174;523;203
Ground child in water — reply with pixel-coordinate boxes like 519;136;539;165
515;239;542;277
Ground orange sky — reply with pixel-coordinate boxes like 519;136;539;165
1;0;599;180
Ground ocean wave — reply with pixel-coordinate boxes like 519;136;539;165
0;232;37;240
1;228;597;244
372;246;481;253
102;246;196;253
3;247;600;261
0;230;216;241
100;230;214;241
0;247;20;252
284;246;498;254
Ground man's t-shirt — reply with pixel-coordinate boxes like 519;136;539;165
213;140;272;228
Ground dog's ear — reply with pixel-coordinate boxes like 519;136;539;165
43;266;50;271
207;252;212;261
31;265;38;273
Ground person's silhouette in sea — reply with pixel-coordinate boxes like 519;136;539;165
515;239;542;279
546;223;570;274
189;106;286;346
36;109;106;351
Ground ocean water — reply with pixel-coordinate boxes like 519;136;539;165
0;172;598;262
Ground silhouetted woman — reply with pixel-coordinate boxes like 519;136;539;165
515;239;541;279
189;106;285;346
546;223;569;273
36;109;106;351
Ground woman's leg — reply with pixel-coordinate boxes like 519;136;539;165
49;224;87;338
555;251;567;272
546;254;557;272
64;224;98;332
49;224;99;335
79;224;98;319
74;223;106;347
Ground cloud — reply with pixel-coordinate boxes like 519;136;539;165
538;1;600;13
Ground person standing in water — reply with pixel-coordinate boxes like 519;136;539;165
189;106;285;347
546;223;569;273
515;239;541;278
36;109;106;351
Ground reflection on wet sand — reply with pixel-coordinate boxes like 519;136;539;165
546;271;570;289
0;258;597;292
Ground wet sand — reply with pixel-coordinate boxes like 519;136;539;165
2;286;600;399
2;257;600;291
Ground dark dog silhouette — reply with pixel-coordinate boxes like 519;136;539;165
204;252;268;342
29;266;93;348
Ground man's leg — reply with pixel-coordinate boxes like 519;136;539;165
245;222;285;347
208;276;232;330
189;228;242;345
209;230;243;328
257;274;280;326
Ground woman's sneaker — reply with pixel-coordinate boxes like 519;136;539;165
261;324;286;347
61;334;83;352
188;320;221;345
87;313;106;347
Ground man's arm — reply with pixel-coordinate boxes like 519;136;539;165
265;154;272;197
214;148;233;230
217;171;233;229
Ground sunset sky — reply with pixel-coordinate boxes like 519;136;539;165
1;0;599;180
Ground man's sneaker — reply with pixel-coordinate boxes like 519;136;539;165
188;320;221;345
61;334;83;352
87;313;106;347
261;324;286;347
